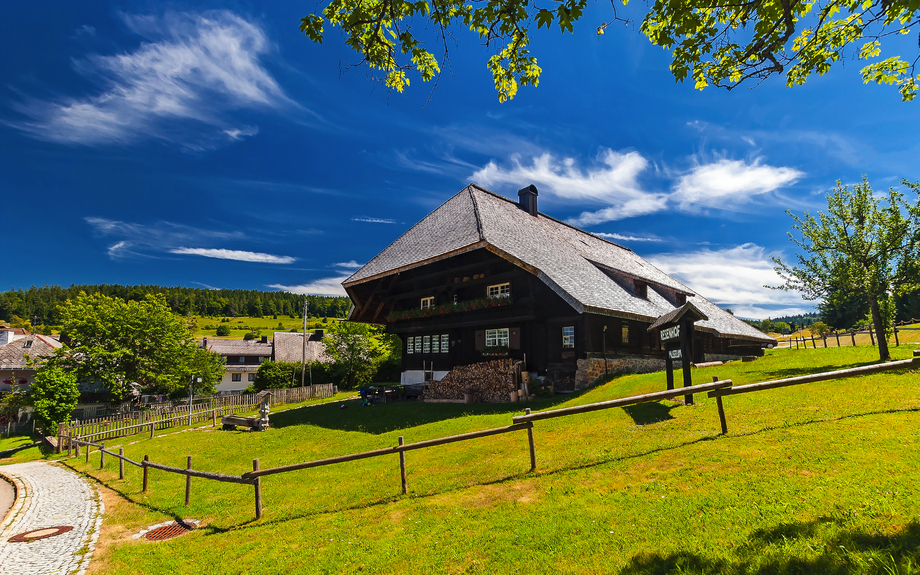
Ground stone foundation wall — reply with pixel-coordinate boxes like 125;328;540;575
703;353;742;362
575;357;667;390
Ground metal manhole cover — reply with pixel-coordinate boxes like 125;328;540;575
9;526;73;542
134;519;199;541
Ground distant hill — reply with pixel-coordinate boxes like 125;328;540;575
0;284;351;327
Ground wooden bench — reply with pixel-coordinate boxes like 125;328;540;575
221;415;266;431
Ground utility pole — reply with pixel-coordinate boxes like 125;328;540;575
301;296;308;387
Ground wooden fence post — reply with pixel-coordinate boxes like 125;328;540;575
67;434;72;457
75;440;80;458
398;436;407;495
100;441;106;470
57;422;65;454
150;422;155;439
822;336;827;348
713;376;728;435
894;328;900;346
851;331;856;346
869;326;875;346
835;332;840;347
253;459;262;520
525;409;537;471
185;456;192;506
212;409;216;428
119;448;125;480
86;441;90;463
143;455;149;492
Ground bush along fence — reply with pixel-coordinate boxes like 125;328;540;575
64;351;919;520
57;384;334;452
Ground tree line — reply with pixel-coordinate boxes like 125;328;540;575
0;284;352;328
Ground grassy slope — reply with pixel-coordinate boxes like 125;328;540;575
193;316;340;340
5;347;920;574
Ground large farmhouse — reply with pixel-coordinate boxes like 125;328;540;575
343;185;774;387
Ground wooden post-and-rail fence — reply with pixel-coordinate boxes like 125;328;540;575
67;351;919;520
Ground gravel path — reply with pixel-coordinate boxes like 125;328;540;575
0;462;103;575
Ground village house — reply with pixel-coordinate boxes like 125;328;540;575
0;332;63;392
202;337;273;394
343;184;775;388
202;332;331;393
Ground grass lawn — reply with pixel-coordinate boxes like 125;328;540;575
4;346;919;574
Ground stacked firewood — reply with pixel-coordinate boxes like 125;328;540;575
424;358;519;402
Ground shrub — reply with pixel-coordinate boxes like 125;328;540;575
216;324;231;336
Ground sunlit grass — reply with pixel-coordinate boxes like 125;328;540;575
6;347;920;574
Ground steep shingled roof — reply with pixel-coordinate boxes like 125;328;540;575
0;334;63;370
344;185;774;344
272;332;332;363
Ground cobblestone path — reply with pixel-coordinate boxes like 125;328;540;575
0;462;103;575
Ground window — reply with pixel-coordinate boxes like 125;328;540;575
248;373;255;382
423;335;431;354
562;326;575;349
432;334;440;354
634;280;648;298
421;296;434;309
487;283;511;298
622;324;630;344
676;293;687;306
441;334;449;353
239;356;246;363
486;328;509;347
231;373;242;382
407;337;414;354
23;340;33;349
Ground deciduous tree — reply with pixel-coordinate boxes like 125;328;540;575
322;321;388;388
300;0;920;101
29;366;79;431
772;177;920;360
51;293;223;399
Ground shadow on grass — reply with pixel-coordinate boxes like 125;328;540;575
617;518;920;575
269;392;579;435
622;402;676;425
750;361;886;380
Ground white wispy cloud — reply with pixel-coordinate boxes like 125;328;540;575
268;276;350;297
352;217;396;224
470;148;802;226
169;247;295;264
12;10;289;149
86;217;290;263
671;158;803;211
472;149;668;225
593;232;662;243
645;243;811;319
333;260;362;269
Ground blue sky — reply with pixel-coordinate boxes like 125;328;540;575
2;1;918;319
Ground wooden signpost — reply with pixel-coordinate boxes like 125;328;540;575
649;303;708;405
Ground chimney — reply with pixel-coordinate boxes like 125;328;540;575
261;335;268;344
518;184;538;216
202;337;208;349
311;329;324;341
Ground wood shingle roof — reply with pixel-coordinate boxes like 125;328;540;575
344;184;774;344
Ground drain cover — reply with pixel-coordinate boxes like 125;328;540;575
9;526;73;542
134;519;200;541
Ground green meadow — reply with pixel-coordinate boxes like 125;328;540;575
3;345;919;574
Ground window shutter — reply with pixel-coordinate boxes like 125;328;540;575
509;327;520;349
475;330;485;350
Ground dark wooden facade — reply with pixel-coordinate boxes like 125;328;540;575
348;247;760;379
